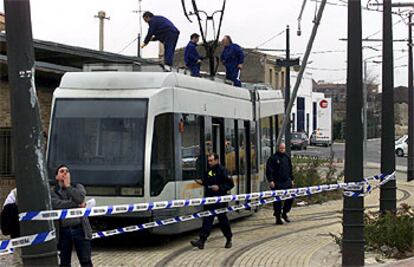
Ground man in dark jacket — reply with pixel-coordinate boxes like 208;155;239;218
184;33;203;77
266;143;295;225
1;188;19;238
191;153;234;249
141;11;180;68
51;165;93;267
220;35;244;87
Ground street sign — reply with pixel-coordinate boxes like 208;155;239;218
319;99;328;109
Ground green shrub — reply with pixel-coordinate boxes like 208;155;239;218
292;155;343;204
365;210;414;258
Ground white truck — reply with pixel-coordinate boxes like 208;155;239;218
310;97;332;147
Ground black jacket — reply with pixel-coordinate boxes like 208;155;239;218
202;164;234;197
266;152;294;188
0;203;19;238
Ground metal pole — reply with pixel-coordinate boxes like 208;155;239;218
3;0;58;265
285;25;292;155
363;60;368;170
276;0;327;147
137;33;141;57
342;0;364;265
408;12;414;182
380;0;397;213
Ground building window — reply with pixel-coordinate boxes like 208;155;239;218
275;73;280;90
269;68;273;85
0;127;14;176
297;97;305;132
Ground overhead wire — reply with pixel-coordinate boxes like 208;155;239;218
254;29;286;49
117;36;139;54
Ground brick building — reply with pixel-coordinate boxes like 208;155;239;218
0;32;151;204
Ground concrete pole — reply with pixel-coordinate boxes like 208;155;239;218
276;0;327;147
95;11;109;51
4;0;58;265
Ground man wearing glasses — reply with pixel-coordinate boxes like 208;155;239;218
191;153;234;250
51;165;93;267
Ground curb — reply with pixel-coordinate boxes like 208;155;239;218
332;162;408;174
365;162;407;173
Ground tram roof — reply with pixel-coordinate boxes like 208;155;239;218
59;71;252;100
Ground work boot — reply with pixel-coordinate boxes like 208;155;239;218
190;238;205;249
225;238;232;249
275;216;283;225
282;213;291;223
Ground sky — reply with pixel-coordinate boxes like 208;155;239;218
0;0;411;87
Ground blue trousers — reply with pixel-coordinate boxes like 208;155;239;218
226;69;241;87
199;203;233;240
163;32;179;66
58;226;92;267
188;65;201;77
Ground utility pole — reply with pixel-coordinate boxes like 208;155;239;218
4;0;58;265
275;25;300;155
408;12;414;182
380;0;396;213
133;0;143;58
363;60;368;170
276;0;327;147
343;0;364;265
94;10;110;51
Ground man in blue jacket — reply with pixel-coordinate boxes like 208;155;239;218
220;35;244;87
184;33;203;77
191;153;234;249
141;11;180;68
266;143;295;225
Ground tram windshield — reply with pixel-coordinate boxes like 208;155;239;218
48;99;147;188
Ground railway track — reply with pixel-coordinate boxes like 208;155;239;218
154;185;412;266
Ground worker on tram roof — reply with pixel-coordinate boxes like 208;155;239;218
220;35;244;87
141;11;180;70
184;33;203;77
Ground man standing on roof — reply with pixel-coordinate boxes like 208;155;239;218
220;35;244;87
184;33;203;77
141;11;180;70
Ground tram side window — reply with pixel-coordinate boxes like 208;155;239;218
151;114;175;196
181;114;202;181
238;121;247;176
260;117;273;165
224;119;237;176
250;121;258;174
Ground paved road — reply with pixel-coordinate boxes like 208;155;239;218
292;139;407;167
1;170;412;267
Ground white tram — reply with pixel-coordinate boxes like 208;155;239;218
46;72;284;234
